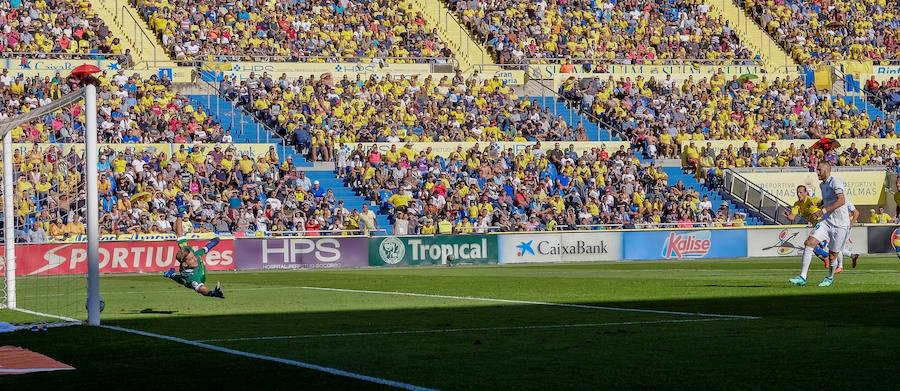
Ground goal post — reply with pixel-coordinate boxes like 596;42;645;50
1;74;101;328
3;129;15;311
85;82;101;326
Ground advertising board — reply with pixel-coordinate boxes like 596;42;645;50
866;225;899;254
736;171;886;205
369;235;498;266
498;232;622;263
0;240;234;276
747;226;869;257
233;237;368;270
623;230;747;260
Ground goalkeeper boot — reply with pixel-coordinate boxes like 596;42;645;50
788;276;806;287
163;268;176;279
818;276;834;287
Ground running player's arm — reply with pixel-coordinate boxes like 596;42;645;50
817;182;846;218
784;204;799;221
848;203;859;224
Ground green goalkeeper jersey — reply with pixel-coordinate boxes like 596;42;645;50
177;238;208;287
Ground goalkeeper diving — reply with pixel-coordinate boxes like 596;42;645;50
163;237;225;299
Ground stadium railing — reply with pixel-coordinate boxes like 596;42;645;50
260;229;388;238
1;52;128;61
521;58;765;66
723;169;792;224
116;4;160;65
199;55;458;68
409;0;492;69
197;77;280;145
529;76;625;141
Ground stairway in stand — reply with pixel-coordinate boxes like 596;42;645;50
528;97;617;141
188;95;393;234
663;167;763;226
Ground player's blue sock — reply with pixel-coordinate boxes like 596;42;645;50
813;246;829;259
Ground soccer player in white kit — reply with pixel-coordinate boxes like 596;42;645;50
789;162;850;287
817;200;861;273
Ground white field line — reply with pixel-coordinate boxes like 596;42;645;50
10;307;81;323
101;325;437;391
19;285;761;319
20;267;900;301
299;286;762;320
197;318;742;343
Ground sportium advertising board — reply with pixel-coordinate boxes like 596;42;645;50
0;240;234;276
746;226;869;257
233;237;368;270
623;230;747;260
737;171;886;205
498;232;622;263
369;235;498;266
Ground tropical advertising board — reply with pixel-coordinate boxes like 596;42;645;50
369;235;498;266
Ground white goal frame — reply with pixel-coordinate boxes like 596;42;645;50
1;82;101;326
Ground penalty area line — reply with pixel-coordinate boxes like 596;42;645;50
197;317;744;343
101;325;437;391
300;286;762;320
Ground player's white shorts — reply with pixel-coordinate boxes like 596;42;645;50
810;223;850;253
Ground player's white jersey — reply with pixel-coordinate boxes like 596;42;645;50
820;176;850;228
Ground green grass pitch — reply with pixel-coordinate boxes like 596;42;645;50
2;256;900;389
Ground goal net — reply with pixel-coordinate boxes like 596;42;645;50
1;83;100;330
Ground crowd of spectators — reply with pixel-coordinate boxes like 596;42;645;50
0;0;125;59
558;73;898;159
0;69;229;143
218;72;590;161
448;0;754;65
12;142;382;243
864;75;900;113
339;141;747;235
681;139;900;191
135;0;453;63
741;0;899;64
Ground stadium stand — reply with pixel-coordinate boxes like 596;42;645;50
741;0;899;64
134;0;454;63
340;141;756;234
0;0;122;57
864;75;900;113
0;70;227;143
557;73;899;160
215;72;595;161
5;70;393;241
447;0;755;64
5;0;898;239
681;138;900;192
12;140;391;241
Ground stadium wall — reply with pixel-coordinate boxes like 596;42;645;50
5;226;898;275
